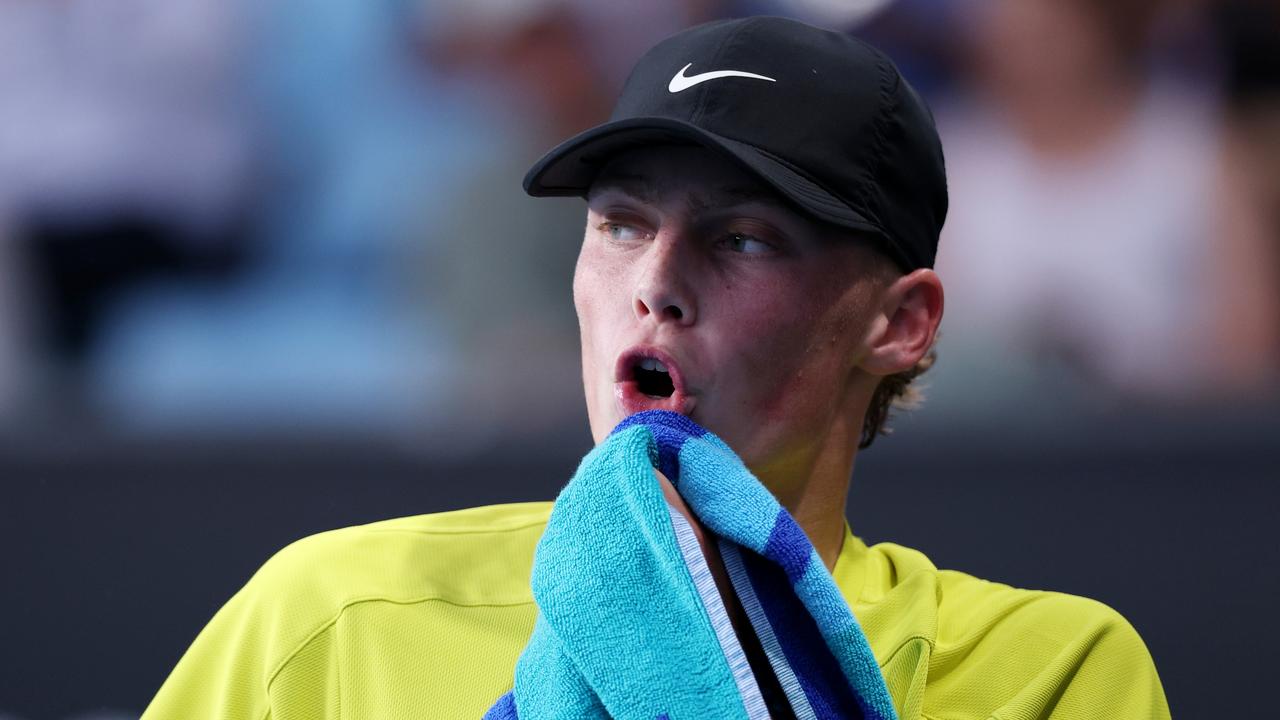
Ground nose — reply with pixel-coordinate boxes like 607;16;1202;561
633;233;697;326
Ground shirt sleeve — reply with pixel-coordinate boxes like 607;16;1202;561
140;562;341;720
990;604;1171;720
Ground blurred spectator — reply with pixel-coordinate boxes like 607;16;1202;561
1212;0;1280;385
0;0;253;424
1;0;1275;441
931;0;1277;411
83;0;473;437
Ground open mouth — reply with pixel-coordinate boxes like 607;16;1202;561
634;357;675;398
614;347;693;416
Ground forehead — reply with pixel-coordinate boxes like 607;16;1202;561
587;145;794;214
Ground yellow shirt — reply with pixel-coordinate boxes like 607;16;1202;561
142;502;1170;720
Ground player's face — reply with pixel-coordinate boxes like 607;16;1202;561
575;145;892;474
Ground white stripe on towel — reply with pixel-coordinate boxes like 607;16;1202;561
720;540;818;720
667;504;770;720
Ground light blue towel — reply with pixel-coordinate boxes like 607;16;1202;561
484;410;896;720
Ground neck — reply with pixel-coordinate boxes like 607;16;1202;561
661;379;872;572
658;435;857;573
748;373;876;570
752;412;862;572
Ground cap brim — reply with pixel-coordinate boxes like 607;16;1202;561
523;117;882;237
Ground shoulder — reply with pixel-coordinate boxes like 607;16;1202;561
226;501;551;658
935;568;1132;646
929;569;1168;719
856;541;1155;664
252;501;552;614
143;502;551;719
849;539;1166;719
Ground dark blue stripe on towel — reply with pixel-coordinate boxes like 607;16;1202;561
741;550;865;720
613;410;707;482
763;511;814;584
481;691;518;720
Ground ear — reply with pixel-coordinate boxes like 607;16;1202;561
859;269;944;376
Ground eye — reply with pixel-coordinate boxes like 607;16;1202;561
598;221;647;243
721;232;773;254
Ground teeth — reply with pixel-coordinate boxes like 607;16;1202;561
639;357;668;373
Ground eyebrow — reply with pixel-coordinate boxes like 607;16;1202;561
686;185;784;212
587;173;659;204
588;172;785;213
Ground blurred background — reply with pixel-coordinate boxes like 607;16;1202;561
2;0;1277;717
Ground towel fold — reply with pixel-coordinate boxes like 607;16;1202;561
483;410;896;720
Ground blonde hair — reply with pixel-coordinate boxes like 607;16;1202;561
858;320;938;449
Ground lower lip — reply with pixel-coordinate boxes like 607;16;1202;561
615;382;694;417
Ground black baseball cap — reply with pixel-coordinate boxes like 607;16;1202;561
523;15;948;271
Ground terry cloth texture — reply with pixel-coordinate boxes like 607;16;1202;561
483;410;896;720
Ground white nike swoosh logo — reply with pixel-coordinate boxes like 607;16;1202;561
667;63;776;93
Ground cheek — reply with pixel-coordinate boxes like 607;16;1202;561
573;252;600;376
573;243;613;350
746;330;834;425
573;238;635;331
573;241;630;415
737;282;871;423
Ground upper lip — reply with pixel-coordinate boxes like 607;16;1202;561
614;345;689;396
